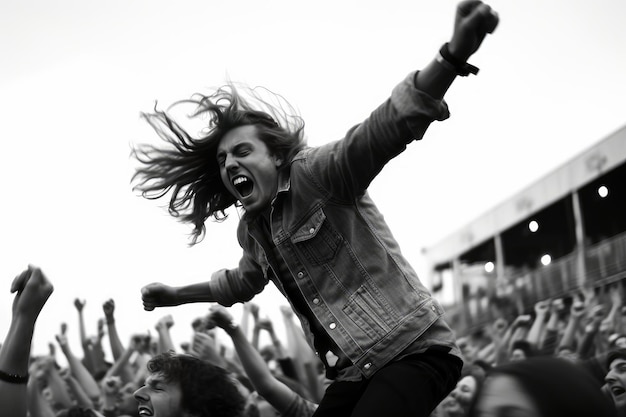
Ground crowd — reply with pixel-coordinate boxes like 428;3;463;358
431;281;626;417
1;265;326;417
4;270;626;417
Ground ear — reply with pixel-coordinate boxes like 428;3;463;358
273;155;283;167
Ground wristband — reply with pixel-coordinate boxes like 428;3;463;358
0;369;29;384
438;43;479;76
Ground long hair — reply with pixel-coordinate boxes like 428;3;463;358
131;83;306;245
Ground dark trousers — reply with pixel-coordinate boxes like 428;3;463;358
312;350;462;417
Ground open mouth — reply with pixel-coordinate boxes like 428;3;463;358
138;406;153;416
232;175;253;198
611;386;626;397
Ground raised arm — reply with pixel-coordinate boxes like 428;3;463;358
257;317;287;362
526;300;550;350
59;368;94;409
55;325;102;403
209;305;316;416
0;265;54;417
154;314;176;354
559;293;587;352
102;299;125;361
414;0;499;99
103;337;137;384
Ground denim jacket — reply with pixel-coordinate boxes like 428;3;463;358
209;71;461;378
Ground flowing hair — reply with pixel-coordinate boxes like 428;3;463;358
131;83;306;245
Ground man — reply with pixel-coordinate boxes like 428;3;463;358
605;348;626;416
134;2;498;415
133;351;245;417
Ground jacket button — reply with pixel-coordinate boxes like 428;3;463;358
329;322;336;330
313;298;320;305
363;363;371;370
431;305;436;312
297;271;304;278
309;227;315;234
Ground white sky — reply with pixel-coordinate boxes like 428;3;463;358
1;0;625;361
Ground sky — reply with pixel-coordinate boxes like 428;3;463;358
1;0;625;362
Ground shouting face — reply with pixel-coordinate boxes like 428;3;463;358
606;357;626;410
217;125;282;215
134;372;184;417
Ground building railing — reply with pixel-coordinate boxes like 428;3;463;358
442;231;626;334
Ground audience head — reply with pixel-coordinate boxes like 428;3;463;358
134;351;245;417
469;356;616;417
509;339;534;362
605;348;626;414
435;364;486;417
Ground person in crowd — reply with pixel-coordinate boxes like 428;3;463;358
431;364;485;417
468;356;617;417
508;339;535;362
604;348;626;417
134;2;498;415
133;351;246;417
0;265;54;417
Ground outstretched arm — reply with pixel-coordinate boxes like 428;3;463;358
0;265;54;417
141;281;216;311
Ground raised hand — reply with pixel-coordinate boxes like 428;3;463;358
102;298;116;321
550;298;565;315
97;318;105;340
55;326;70;351
190;331;219;362
534;299;550;316
10;264;54;320
155;314;175;331
248;302;260;320
448;0;499;61
571;294;587;318
141;283;179;311
74;298;86;312
207;305;236;330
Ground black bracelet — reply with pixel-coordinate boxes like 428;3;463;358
439;43;479;76
0;369;29;384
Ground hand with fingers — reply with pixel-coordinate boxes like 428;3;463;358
102;298;116;323
140;283;180;311
10;265;54;319
448;0;499;62
207;305;238;334
74;298;86;313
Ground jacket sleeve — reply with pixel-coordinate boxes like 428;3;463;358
305;71;450;200
208;252;269;307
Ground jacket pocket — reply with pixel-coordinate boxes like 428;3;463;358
291;208;342;265
342;284;400;344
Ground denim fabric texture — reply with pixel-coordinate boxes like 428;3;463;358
209;71;461;378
